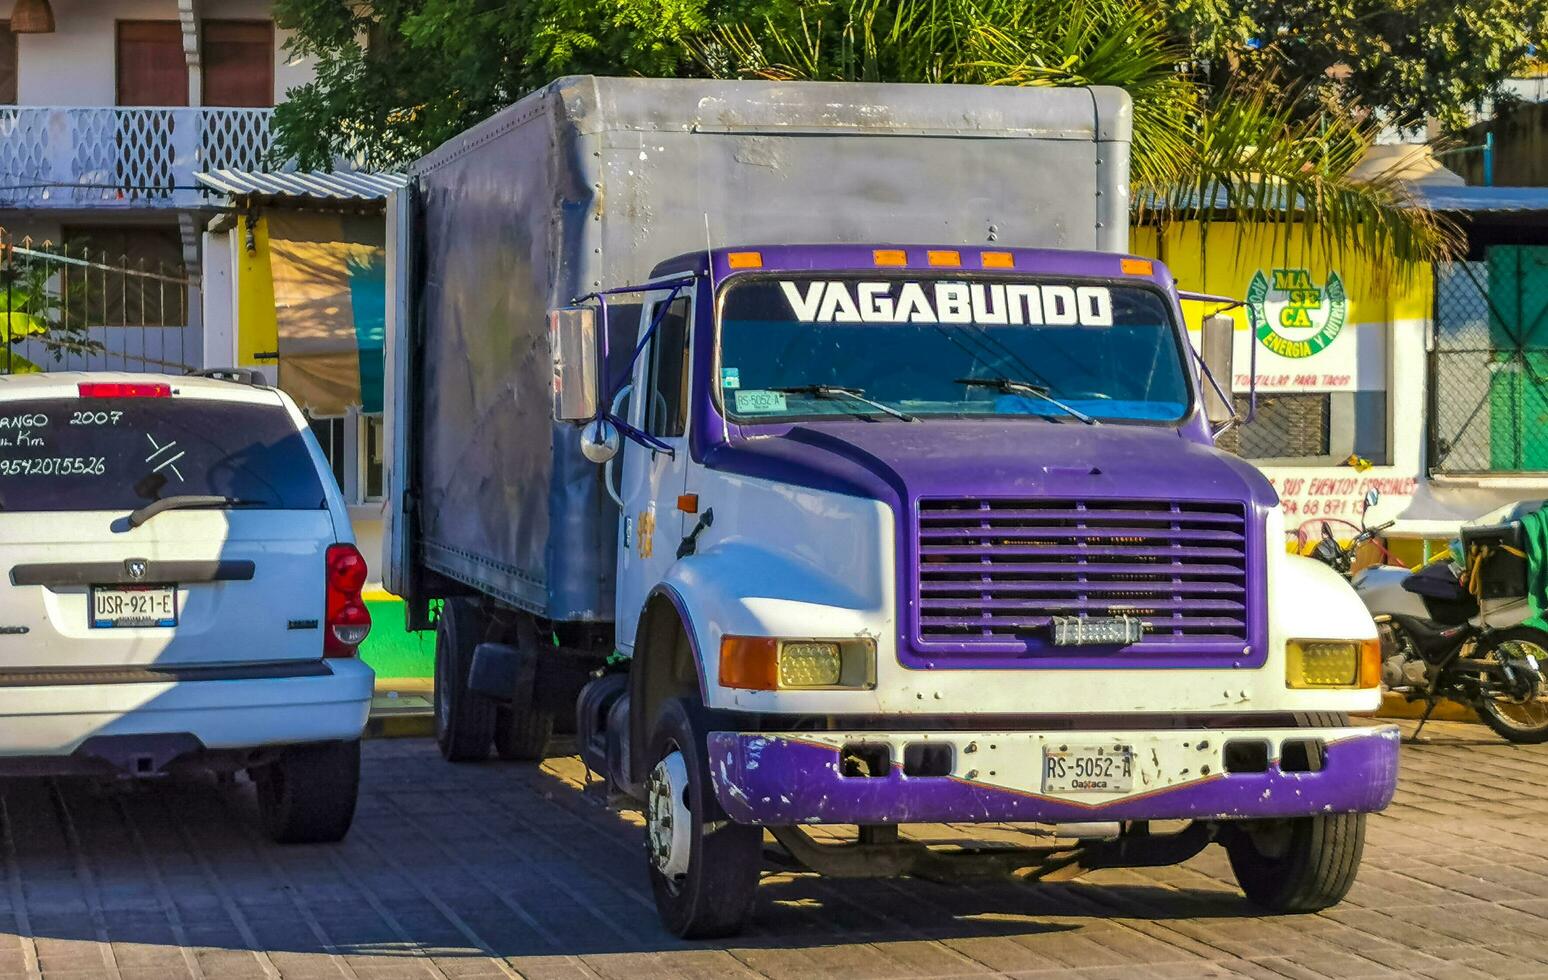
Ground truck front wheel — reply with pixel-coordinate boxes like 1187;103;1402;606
644;698;761;938
1224;811;1365;912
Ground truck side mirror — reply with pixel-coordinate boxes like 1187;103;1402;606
1200;313;1237;426
548;306;600;422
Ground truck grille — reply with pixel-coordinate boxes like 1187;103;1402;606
915;498;1251;650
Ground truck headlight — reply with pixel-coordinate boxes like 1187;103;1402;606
1286;639;1381;689
719;636;876;690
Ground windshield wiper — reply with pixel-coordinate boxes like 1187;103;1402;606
127;495;261;529
769;384;917;422
953;377;1098;425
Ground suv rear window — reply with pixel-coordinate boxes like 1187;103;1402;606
0;398;327;512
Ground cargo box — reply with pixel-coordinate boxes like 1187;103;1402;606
384;75;1134;622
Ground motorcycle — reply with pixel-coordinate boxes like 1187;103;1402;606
1308;492;1548;743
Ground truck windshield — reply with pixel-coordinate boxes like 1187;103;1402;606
717;275;1191;423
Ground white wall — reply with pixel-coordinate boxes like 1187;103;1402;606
200;225;236;366
15;0;313;106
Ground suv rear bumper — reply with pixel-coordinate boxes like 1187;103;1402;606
707;724;1400;825
0;657;374;759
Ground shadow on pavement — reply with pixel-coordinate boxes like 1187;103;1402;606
0;740;1260;966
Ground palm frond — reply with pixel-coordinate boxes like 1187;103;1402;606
691;0;1461;267
1139;73;1461;267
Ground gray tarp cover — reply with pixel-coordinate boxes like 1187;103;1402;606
409;76;1132;622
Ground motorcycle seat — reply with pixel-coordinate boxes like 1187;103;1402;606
1390;613;1469;657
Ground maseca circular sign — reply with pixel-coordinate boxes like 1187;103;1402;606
1246;267;1348;359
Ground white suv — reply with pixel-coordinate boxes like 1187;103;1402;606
0;372;373;842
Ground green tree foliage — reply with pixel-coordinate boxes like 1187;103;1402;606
704;0;1459;263
1171;0;1548;132
273;0;1462;262
272;0;730;170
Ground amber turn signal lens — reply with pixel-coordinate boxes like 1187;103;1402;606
720;636;780;691
1358;637;1382;688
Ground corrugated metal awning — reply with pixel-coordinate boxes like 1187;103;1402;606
196;169;408;204
1412;186;1548;214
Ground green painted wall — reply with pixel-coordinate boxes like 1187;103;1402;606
358;596;433;679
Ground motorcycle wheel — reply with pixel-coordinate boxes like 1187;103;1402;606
1473;626;1548;744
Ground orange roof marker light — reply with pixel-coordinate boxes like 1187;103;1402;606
1121;257;1154;276
873;249;908;267
981;251;1015;269
926;249;961;267
726;251;763;269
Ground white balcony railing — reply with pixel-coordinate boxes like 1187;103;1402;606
0;106;273;209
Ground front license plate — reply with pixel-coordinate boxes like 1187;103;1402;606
1044;743;1134;794
90;585;177;628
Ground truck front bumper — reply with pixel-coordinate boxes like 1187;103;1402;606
707;724;1399;825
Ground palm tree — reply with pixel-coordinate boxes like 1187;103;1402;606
698;0;1460;265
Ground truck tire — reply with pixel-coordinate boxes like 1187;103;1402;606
1225;810;1365;913
434;598;496;762
494;704;554;761
1225;711;1363;912
644;697;761;938
254;739;361;844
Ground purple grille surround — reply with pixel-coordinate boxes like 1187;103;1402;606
708;729;1400;826
911;496;1261;668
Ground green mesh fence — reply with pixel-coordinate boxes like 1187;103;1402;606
1431;246;1548;473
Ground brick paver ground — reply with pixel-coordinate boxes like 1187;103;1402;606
1;719;1545;980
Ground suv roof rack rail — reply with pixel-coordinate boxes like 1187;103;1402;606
189;368;266;386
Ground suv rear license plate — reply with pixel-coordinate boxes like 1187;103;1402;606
1044;743;1134;794
91;586;177;628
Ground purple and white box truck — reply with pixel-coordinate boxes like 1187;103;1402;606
383;76;1398;937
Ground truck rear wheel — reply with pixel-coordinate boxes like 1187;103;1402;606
494;704;554;761
1225;811;1365;912
492;615;555;761
254;739;361;844
644;697;761;938
434;598;496;762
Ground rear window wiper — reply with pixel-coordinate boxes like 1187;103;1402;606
127;495;263;528
953;377;1098;425
769;384;918;422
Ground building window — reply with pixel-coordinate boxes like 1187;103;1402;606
309;415;347;491
360;414;384;502
116;21;189;106
308;410;383;505
202;20;274;108
1217;391;1389;465
0;21;16;105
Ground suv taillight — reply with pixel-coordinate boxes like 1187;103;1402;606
325;543;371;657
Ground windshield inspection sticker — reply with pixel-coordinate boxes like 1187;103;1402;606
733;389;787;414
779;280;1113;327
721;367;741;389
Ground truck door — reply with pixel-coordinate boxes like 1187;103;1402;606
614;289;694;651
